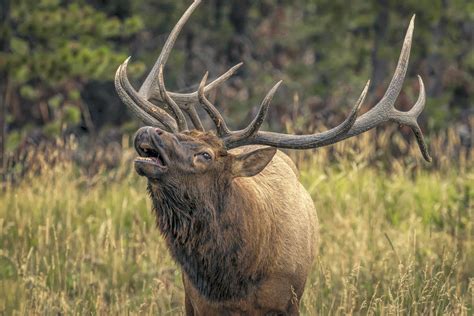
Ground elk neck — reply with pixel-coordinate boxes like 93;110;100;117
147;175;270;302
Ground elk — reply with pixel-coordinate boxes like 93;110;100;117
114;1;431;315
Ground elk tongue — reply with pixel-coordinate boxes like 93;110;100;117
153;153;166;167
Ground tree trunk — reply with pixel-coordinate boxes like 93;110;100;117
426;0;447;98
371;0;389;94
0;0;11;178
227;0;252;64
214;0;224;27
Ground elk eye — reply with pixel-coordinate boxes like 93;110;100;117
199;152;212;160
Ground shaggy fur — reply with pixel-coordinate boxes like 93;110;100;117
136;128;318;315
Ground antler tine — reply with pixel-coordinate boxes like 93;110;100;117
194;63;244;97
319;15;431;162
157;65;188;131
139;0;202;100
115;58;178;132
197;77;284;142
198;72;231;137
225;80;368;149
224;81;283;145
390;76;431;162
185;105;205;131
115;61;160;127
161;62;244;107
159;64;205;131
138;0;242;112
380;15;414;110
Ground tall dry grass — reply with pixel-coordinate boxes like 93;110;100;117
0;127;472;315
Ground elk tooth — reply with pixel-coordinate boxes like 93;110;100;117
139;157;152;161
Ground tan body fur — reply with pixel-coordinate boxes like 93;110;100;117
181;147;319;315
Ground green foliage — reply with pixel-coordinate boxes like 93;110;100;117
7;0;142;84
2;0;145;139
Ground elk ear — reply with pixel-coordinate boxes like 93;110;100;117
231;147;277;178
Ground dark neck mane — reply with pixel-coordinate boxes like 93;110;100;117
148;180;263;302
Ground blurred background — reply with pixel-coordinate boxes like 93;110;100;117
0;0;472;177
0;1;473;314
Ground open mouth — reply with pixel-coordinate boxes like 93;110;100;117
135;143;168;169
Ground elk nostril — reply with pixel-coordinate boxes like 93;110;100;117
155;128;164;135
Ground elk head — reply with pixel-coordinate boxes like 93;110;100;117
133;127;276;184
115;0;431;188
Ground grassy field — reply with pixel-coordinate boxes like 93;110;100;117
0;130;472;315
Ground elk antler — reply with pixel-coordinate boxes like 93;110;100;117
115;1;431;162
114;0;242;132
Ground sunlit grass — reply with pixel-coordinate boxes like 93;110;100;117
0;129;472;315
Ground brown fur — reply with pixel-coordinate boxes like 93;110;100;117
136;128;319;315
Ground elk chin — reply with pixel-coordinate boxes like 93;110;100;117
135;157;168;179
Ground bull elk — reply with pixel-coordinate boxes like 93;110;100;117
114;1;431;315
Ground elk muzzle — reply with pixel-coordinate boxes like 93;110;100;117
134;127;170;179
